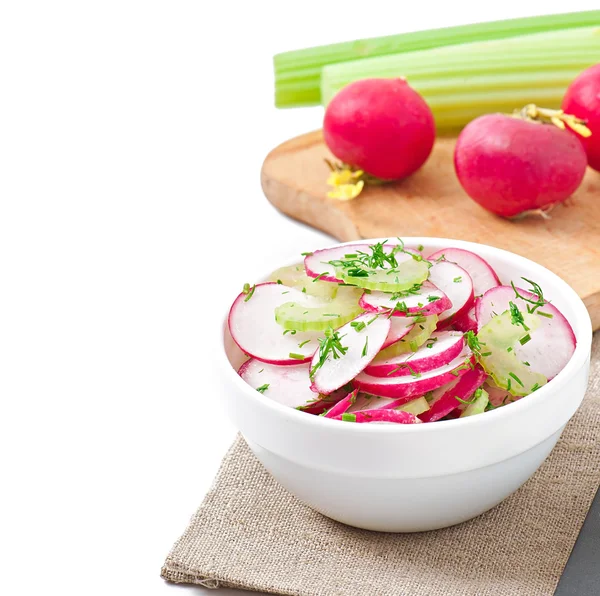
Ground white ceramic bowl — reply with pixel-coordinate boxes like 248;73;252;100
219;238;592;532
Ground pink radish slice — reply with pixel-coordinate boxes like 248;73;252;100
300;387;349;415
359;281;451;316
239;359;320;409
228;283;322;365
476;285;576;380
365;331;464;377
419;366;487;423
323;388;359;418
484;381;521;408
354;346;474;398
381;316;416;349
428;248;500;297
333;409;420;424
347;393;406;412
428;261;474;328
452;303;478;333
304;242;401;283
310;313;391;394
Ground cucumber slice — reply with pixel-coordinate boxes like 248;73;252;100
268;263;337;300
477;310;547;396
460;388;489;417
396;396;430;416
334;258;430;292
375;315;438;359
275;286;363;332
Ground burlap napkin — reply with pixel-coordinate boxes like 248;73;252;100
162;336;600;596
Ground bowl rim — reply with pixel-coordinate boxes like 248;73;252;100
219;237;592;436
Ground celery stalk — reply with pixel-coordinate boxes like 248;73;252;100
274;10;600;107
320;26;600;133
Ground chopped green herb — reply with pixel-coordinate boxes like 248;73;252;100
435;254;446;263
419;324;425;330
243;284;256;302
341;412;356;422
464;330;486;360
301;287;307;293
289;352;305;360
301;251;313;256
450;362;471;376
298;340;311;348
323;313;341;317
344;253;358;258
453;276;462;283
283;329;297;335
276;279;283;284
427;295;441;303
508;372;524;387
310;328;348;380
361;337;369;357
313;272;330;282
417;244;424;252
256;384;269;394
281;291;290;295
519;334;531;345
507;347;513;352
350;321;366;332
258;368;264;373
455;394;477;405
509;301;529;331
511;277;546;313
506;377;512;392
531;383;541;392
303;311;308;315
426;337;438;349
537;311;554;318
367;316;378;325
522;361;530;366
481;351;492;357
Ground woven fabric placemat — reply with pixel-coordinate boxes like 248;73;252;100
162;336;600;596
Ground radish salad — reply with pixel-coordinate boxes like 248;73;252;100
228;241;576;425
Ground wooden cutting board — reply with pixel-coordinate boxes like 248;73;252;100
261;130;600;330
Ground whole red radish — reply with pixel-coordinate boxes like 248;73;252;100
323;78;435;180
562;64;600;171
454;109;588;218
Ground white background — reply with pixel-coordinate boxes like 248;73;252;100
0;2;596;595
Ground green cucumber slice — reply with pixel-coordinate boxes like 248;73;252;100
460;388;489;417
477;310;547;396
268;263;337;300
334;258;430;292
275;286;363;332
396;396;430;416
375;315;438;359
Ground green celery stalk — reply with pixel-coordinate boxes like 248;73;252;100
274;10;600;107
320;26;600;133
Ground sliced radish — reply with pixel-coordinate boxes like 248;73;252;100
365;331;465;377
354;346;474;398
359;281;451;316
304;243;399;283
238;359;320;409
476;285;576;380
333;409;421;424
347;393;403;412
228;283;322;364
428;261;474;328
310;313;391;394
484;381;520;408
376;315;438;359
346;393;430;416
419;366;487;423
322;388;359;418
299;387;349;415
453;303;478;333
381;316;416;349
428;248;500;297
